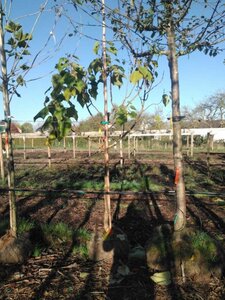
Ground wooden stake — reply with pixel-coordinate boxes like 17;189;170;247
0;133;5;181
47;145;51;168
120;136;123;166
128;135;130;159
102;0;111;232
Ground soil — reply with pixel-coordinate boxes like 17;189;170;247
0;150;224;300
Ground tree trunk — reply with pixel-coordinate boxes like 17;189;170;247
0;133;5;181
167;23;186;232
0;3;17;237
102;0;111;232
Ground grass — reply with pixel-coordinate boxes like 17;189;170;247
72;228;91;259
41;222;74;249
72;245;89;259
18;218;35;235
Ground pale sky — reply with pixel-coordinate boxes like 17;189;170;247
1;0;225;126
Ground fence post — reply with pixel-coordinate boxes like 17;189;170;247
72;134;76;159
88;136;91;157
23;135;26;160
190;133;194;157
32;138;34;152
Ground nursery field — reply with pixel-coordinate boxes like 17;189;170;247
0;151;225;300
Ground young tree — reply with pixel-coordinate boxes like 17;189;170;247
0;0;62;237
34;0;157;234
100;0;225;232
0;1;33;236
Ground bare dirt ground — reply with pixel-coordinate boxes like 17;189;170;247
0;150;224;300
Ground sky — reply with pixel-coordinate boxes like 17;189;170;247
0;0;225;127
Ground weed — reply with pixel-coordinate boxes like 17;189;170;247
190;230;218;265
72;245;89;259
18;218;35;235
74;228;91;244
41;222;73;248
33;244;42;257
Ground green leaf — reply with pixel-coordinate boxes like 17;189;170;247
56;57;69;72
75;79;86;94
20;64;29;70
88;59;103;75
16;75;25;86
22;49;30;55
14;29;23;41
5;21;22;33
93;41;100;55
107;45;117;55
34;107;49;121
66;105;78;120
130;70;143;84
64;88;73;101
162;94;170;106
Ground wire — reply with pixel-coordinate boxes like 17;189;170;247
0;188;224;198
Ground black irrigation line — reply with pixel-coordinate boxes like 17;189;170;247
0;187;225;198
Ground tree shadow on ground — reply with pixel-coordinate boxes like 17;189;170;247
188;195;225;234
30;196;99;300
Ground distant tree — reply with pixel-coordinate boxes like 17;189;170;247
75;113;103;133
182;92;225;128
193;92;225;124
21;122;34;133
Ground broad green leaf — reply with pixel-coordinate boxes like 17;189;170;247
5;21;22;33
88;59;103;75
14;29;23;41
129;111;137;118
75;79;86;94
107;45;117;55
16;75;25;86
20;64;29;70
64;88;73;101
34;107;49;121
130;70;143;84
162;94;170;106
22;49;30;55
93;41;100;55
66;106;78;120
56;57;69;71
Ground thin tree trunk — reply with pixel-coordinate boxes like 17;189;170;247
0;133;5;181
167;23;186;232
0;3;17;237
102;0;111;232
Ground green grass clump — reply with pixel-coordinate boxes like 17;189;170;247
72;245;89;259
72;228;91;259
74;228;91;243
190;231;218;264
41;222;73;248
32;244;43;257
18;218;35;235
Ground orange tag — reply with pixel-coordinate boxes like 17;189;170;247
175;168;180;185
5;134;9;146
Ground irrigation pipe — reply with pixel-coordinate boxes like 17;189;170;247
0;188;224;198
